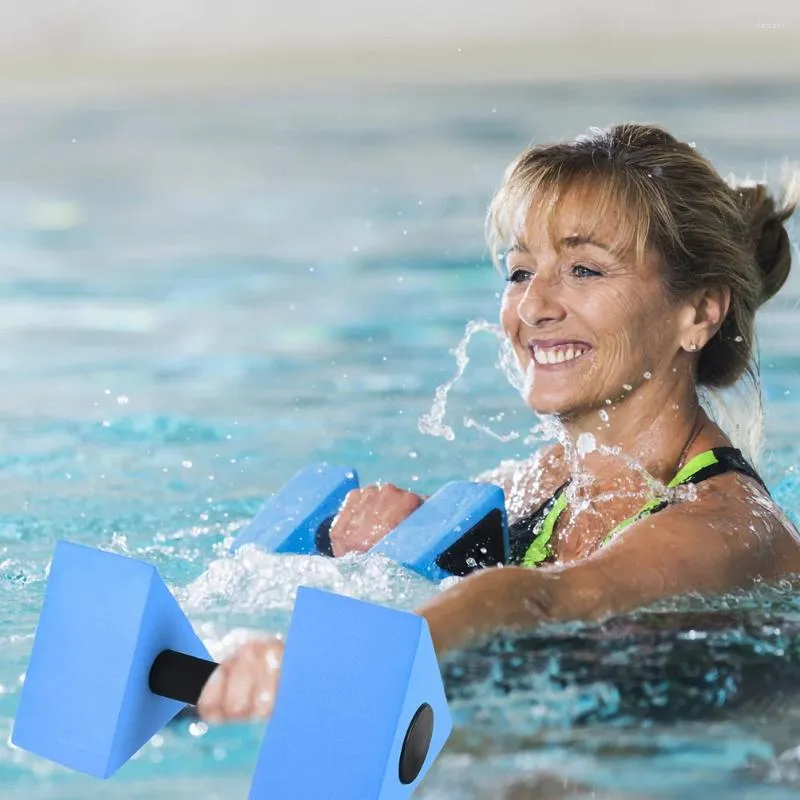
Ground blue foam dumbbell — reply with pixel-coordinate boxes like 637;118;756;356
13;541;452;798
229;463;509;579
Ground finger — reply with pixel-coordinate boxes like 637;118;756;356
401;492;425;514
329;490;361;555
221;650;257;720
197;663;227;722
251;644;283;719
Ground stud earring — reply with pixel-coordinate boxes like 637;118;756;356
689;341;698;352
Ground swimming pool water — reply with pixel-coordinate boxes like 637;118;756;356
2;79;800;799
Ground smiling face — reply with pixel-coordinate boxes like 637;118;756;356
501;187;691;420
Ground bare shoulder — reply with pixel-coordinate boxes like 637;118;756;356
475;444;568;521
648;471;800;574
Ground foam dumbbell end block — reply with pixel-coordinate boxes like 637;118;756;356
368;481;509;581
250;586;452;799
12;540;213;779
230;463;359;555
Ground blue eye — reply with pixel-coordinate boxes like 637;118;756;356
572;264;601;278
505;269;532;284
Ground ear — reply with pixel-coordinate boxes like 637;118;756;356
681;285;731;348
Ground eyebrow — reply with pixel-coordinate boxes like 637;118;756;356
506;234;612;256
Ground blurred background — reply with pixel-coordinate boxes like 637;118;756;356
0;0;798;87
1;3;800;799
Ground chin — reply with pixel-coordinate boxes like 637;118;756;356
524;387;582;418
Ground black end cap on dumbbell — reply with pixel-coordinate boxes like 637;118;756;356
434;508;506;576
398;702;434;785
314;516;336;556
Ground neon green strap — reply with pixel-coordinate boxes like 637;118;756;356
521;449;721;567
520;489;568;568
667;449;718;488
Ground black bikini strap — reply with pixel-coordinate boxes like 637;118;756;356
680;447;769;494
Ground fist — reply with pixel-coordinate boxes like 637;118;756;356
328;483;424;557
197;638;285;723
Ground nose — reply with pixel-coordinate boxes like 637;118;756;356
515;275;567;328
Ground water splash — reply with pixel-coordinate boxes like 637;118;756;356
462;418;520;443
418;319;508;441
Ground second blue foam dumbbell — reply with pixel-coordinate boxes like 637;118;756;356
229;463;509;579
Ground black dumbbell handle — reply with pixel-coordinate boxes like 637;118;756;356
149;649;219;706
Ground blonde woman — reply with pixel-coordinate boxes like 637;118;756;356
197;124;800;722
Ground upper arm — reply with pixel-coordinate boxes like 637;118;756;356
546;497;778;620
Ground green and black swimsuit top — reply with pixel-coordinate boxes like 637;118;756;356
507;447;769;568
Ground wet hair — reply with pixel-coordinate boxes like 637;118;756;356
486;123;798;390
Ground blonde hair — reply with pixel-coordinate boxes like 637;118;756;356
486;123;797;392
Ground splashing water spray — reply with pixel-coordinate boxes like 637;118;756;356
417;318;535;444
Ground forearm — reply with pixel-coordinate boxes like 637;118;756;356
416;565;578;655
416;554;667;656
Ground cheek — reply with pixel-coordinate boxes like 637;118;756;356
499;290;519;334
589;287;652;341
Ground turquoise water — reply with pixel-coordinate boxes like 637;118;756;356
2;80;800;799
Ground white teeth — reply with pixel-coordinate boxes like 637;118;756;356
532;345;587;365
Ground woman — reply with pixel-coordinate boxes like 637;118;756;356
197;123;800;722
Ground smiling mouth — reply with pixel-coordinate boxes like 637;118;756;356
527;342;592;366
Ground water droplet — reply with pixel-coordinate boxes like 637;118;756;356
408;451;418;459
643;371;652;380
116;395;129;405
576;432;596;456
599;409;609;422
623;384;632;391
182;460;193;469
188;721;208;737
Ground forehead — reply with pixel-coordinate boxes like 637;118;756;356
510;183;640;259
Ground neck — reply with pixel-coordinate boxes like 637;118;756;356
553;376;704;486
